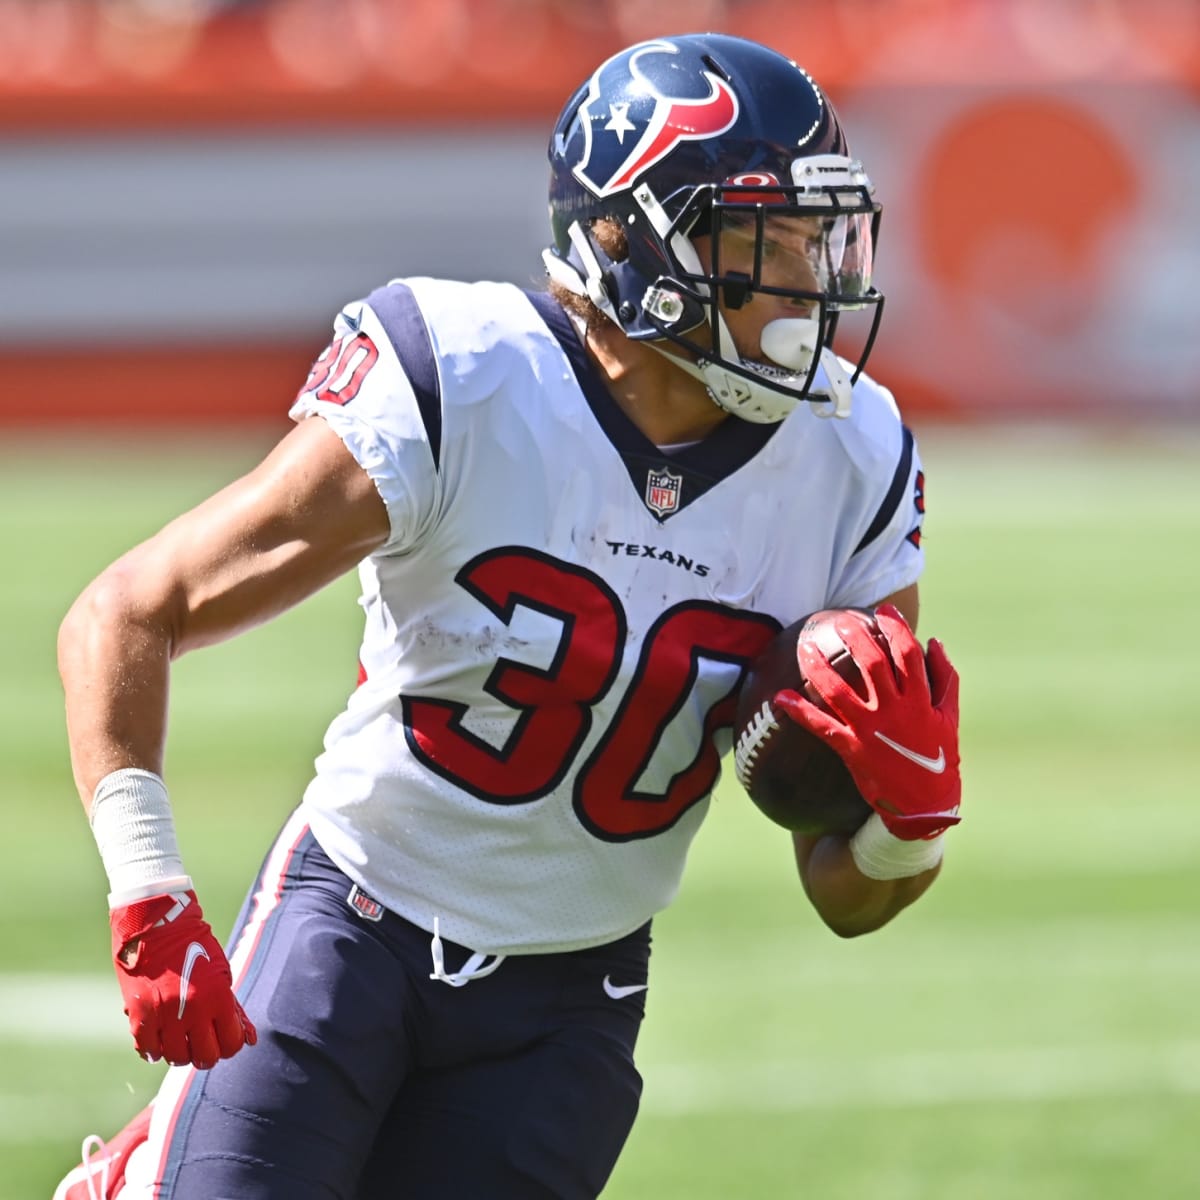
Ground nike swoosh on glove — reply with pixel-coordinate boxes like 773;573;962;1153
774;603;962;839
110;890;256;1068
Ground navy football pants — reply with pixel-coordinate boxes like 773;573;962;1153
139;810;650;1199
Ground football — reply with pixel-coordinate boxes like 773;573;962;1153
733;608;882;835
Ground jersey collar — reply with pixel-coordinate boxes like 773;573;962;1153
526;290;781;520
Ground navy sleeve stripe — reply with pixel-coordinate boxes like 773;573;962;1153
365;282;442;470
853;425;914;556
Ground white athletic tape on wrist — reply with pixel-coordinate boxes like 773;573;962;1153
90;768;192;909
849;813;945;880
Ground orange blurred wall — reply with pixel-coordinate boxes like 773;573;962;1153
1;0;1197;426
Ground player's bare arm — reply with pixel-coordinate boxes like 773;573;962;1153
792;831;941;940
57;415;388;1071
787;582;955;938
59;415;388;806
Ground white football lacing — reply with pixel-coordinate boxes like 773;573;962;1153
733;698;779;788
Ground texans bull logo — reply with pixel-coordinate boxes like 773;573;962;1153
572;40;739;198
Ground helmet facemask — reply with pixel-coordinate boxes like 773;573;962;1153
622;158;883;421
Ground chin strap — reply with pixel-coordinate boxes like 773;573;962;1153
647;341;854;423
649;350;781;424
757;317;855;419
810;349;854;418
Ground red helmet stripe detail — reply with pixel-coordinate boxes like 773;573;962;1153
722;172;787;205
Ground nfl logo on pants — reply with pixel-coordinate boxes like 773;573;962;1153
347;884;384;921
645;468;681;517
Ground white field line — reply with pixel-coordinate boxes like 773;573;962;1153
4;1041;1198;1143
1;977;1198;1133
0;975;125;1043
644;1041;1200;1114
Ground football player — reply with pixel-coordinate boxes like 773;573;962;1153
54;32;961;1200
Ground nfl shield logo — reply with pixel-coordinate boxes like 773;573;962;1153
645;467;682;517
347;884;384;922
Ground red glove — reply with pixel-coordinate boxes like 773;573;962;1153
774;604;961;839
110;890;256;1069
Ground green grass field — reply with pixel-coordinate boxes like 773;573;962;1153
3;425;1198;1199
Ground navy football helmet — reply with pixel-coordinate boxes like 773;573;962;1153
545;34;884;421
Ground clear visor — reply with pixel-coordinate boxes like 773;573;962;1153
711;209;875;307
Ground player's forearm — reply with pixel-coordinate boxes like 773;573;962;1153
793;832;939;937
58;564;173;810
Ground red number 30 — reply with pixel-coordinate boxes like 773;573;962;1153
402;548;778;842
299;333;379;407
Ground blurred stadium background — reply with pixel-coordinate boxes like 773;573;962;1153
2;1;1198;1197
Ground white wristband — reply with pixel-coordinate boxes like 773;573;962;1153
849;813;945;881
90;768;192;909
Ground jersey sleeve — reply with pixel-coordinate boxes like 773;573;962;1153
826;416;926;609
289;289;441;556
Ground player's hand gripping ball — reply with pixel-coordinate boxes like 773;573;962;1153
736;604;963;839
733;608;880;835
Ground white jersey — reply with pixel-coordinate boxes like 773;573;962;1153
289;277;924;955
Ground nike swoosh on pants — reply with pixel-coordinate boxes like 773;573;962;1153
603;974;648;1000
